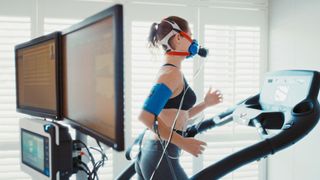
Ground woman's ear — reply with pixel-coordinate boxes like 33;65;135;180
169;33;181;50
176;33;182;41
174;33;182;46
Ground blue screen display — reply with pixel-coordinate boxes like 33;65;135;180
21;130;50;176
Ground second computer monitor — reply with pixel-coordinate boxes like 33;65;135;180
61;5;124;151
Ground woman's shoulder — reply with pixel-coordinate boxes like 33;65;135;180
156;66;183;91
158;66;183;82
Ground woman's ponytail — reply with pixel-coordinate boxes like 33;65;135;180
148;22;158;48
148;17;189;50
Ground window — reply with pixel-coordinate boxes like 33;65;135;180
44;18;81;35
0;16;31;180
200;25;261;179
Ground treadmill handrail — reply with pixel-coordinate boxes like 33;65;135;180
190;99;320;179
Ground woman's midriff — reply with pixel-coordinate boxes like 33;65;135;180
151;108;189;140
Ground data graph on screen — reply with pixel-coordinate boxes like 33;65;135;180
15;32;61;119
17;40;56;110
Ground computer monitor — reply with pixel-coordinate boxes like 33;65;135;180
15;32;62;120
61;4;124;151
20;118;72;180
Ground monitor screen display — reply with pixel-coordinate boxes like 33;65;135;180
21;129;50;176
62;5;124;151
15;32;61;119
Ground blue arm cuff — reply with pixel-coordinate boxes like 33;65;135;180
143;83;173;116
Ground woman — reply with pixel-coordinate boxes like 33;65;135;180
135;16;223;180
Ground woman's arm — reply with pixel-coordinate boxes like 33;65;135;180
188;87;223;119
188;101;207;119
138;110;206;157
139;68;185;145
138;68;206;157
138;110;184;147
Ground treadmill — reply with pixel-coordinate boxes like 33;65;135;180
117;70;320;180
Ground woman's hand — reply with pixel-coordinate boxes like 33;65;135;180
179;137;207;157
204;87;223;108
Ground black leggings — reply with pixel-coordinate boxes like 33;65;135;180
135;140;188;180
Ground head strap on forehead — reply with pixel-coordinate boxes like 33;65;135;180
157;19;199;58
162;19;182;31
158;20;183;51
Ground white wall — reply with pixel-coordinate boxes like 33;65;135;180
268;0;320;179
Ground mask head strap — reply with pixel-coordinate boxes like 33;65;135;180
179;31;192;43
158;19;192;52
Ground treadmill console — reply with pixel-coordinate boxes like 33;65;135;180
260;71;314;121
233;70;319;130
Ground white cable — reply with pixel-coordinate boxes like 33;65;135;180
149;78;188;180
149;57;205;180
163;56;205;160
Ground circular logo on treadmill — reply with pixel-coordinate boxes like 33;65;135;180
275;85;289;102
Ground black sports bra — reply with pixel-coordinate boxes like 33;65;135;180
162;63;197;110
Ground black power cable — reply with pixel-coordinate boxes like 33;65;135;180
73;140;108;180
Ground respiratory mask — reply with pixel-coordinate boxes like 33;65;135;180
159;20;208;59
